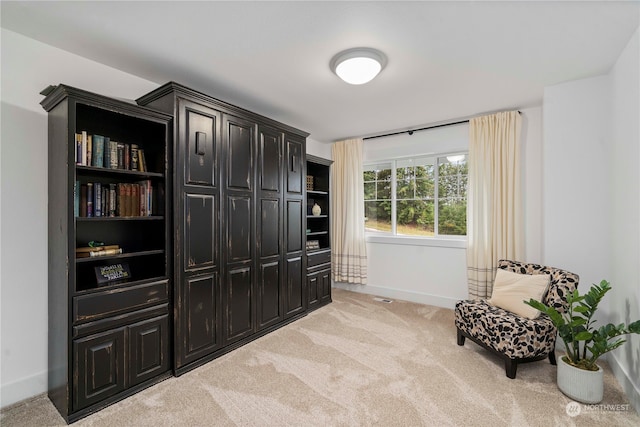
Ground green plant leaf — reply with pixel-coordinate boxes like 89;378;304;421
574;331;592;341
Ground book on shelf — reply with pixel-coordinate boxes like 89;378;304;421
131;144;139;171
92;135;104;167
109;140;119;169
76;244;120;253
138;148;146;172
74;180;80;218
124;143;130;170
117;142;125;169
86;134;92;167
75;133;82;165
94;182;102;217
130;183;136;216
109;183;117;217
76;244;122;258
86;182;94;217
81;131;88;166
103;136;111;168
80;184;88;217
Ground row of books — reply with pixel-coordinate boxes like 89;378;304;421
74;180;155;218
75;131;149;172
76;244;123;259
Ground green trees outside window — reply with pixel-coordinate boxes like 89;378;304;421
364;155;467;237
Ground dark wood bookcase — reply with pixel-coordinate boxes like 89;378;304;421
41;85;172;423
306;155;333;310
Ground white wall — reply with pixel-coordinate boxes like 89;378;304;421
335;111;544;308
306;137;332;160
521;106;544;264
542;76;611;287
0;29;159;408
542;23;640;411
608;25;640;413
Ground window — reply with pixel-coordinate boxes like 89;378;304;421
364;154;467;237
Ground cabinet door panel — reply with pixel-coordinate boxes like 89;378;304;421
128;315;169;386
226;267;253;342
227;196;252;262
307;273;319;307
226;119;254;190
186;108;216;186
185;194;216;270
260;129;281;192
73;328;125;411
286;138;303;194
319;269;331;302
286;200;303;253
285;257;304;317
258;261;281;329
260;199;280;257
183;273;219;362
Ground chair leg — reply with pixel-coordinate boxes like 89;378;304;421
505;358;517;379
548;351;557;365
456;328;465;346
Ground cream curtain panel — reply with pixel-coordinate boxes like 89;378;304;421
331;138;367;284
467;111;523;299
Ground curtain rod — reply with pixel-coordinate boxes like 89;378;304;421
362;111;521;141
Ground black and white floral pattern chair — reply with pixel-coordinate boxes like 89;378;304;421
454;259;579;379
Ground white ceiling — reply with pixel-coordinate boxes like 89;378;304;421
2;1;639;142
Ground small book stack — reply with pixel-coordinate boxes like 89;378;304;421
76;244;122;258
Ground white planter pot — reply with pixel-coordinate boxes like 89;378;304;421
557;356;604;404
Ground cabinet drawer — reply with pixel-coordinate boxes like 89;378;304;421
308;262;331;274
307;249;331;268
74;280;169;324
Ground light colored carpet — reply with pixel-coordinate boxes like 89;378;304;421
2;288;638;426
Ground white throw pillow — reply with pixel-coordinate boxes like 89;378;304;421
488;269;550;319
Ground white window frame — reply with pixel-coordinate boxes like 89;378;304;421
364;151;468;247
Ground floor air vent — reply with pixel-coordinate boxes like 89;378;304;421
373;297;393;303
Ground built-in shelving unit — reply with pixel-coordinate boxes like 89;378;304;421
42;85;172;423
306;155;333;310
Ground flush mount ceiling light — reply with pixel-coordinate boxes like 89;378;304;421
330;47;387;85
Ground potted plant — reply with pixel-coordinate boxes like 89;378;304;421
525;280;640;404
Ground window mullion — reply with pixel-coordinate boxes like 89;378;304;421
434;159;439;238
391;160;397;235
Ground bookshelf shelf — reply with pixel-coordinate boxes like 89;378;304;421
76;216;164;222
76;165;163;179
75;249;165;263
306;231;328;236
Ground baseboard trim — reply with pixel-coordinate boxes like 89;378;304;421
608;352;640;414
332;282;459;309
0;370;47;409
